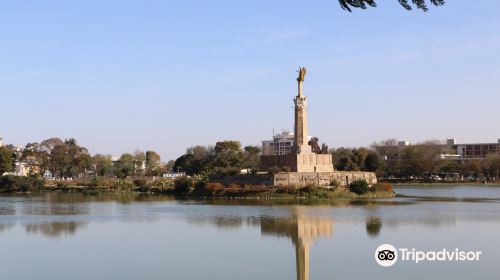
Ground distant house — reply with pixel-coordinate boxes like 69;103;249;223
162;172;185;179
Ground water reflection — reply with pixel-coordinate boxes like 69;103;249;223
365;217;382;237
25;221;88;238
261;207;333;280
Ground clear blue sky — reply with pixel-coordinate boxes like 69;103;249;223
1;0;500;161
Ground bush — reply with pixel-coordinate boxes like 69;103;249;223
107;179;134;190
204;182;224;195
213;167;241;175
151;178;175;189
0;175;45;192
300;183;318;193
224;184;244;195
133;178;147;187
349;180;369;195
268;166;280;175
276;185;297;194
371;182;393;193
242;184;266;194
174;176;194;194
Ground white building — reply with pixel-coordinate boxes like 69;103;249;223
261;131;312;156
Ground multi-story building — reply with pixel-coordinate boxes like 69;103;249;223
261;131;312;156
454;139;500;159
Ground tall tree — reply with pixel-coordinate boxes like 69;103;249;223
92;154;113;176
145;151;161;176
242;145;261;172
0;147;14;175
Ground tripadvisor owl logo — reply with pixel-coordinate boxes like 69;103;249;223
375;244;482;267
375;244;398;267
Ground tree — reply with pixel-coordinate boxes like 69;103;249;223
145;151;161;176
213;141;243;170
398;143;442;177
482;154;500;179
242;145;261;172
0;147;14;175
92;154;113;176
461;160;482;178
48;138;91;178
338;0;445;12
164;160;175;173
332;148;359;171
364;152;380;172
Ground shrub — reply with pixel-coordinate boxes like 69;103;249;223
213;167;240;175
0;175;44;192
204;182;224;195
349;180;369;195
223;184;244;196
371;182;393;193
276;185;297;194
108;179;134;190
300;183;318;193
242;184;266;194
133;178;147;187
174;176;194;194
151;178;175;189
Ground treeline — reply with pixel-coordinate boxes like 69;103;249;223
173;141;260;175
0;137;173;179
332;140;500;180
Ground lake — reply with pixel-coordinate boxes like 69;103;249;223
1;185;500;280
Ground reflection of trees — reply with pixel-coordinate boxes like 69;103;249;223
365;217;382;237
187;215;244;230
0;223;15;233
261;207;333;280
25;221;87;238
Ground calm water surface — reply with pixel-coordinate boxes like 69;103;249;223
1;185;500;280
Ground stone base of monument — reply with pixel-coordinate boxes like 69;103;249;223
260;154;335;173
209;171;377;188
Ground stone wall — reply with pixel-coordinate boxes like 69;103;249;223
273;171;377;187
209;171;377;188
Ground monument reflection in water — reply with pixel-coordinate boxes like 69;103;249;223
261;207;333;280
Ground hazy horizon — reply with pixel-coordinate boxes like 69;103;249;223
2;1;499;161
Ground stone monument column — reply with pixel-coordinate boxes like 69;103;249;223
294;67;312;154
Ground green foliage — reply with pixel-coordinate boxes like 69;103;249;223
349;180;369;195
42;138;92;178
174;140;262;176
0;175;45;192
92;154;113;176
145;151;161;176
364;152;380;172
0;147;14;175
108;179;134;190
151;178;175;188
213;166;241;175
133;178;147;187
174;177;194;194
115;166;132;179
